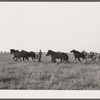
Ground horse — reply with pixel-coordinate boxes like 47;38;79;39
96;53;100;60
70;49;85;62
46;50;69;63
21;50;37;61
10;49;36;62
28;51;37;61
81;50;89;61
20;50;30;61
82;51;97;61
88;52;100;61
10;49;22;62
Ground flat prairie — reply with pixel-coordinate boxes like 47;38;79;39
0;52;100;90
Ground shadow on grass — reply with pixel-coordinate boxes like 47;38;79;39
0;77;18;82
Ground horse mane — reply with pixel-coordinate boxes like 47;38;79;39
10;49;15;51
48;50;56;53
21;50;28;52
72;49;82;54
10;49;16;52
15;49;21;52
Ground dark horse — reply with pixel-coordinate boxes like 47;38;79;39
10;49;30;62
10;49;37;62
10;49;22;61
70;49;85;62
20;50;30;61
20;50;37;61
46;50;69;63
28;51;37;61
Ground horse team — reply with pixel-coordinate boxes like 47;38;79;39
10;49;38;62
10;49;100;63
71;49;100;62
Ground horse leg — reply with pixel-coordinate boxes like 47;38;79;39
15;57;18;61
32;57;34;61
51;58;53;62
74;57;75;61
51;58;54;62
13;57;15;61
24;57;27;61
63;59;66;63
22;57;25;61
17;57;20;62
16;57;20;62
13;57;17;61
18;58;21;62
66;59;70;63
64;59;67;63
78;58;81;62
60;58;62;62
19;57;22;62
27;57;29;61
63;59;65;63
20;59;21;62
85;56;87;61
52;58;56;63
53;59;56;62
82;57;85;60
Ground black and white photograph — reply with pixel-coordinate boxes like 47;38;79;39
0;2;100;91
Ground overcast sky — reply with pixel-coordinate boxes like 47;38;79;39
0;2;100;52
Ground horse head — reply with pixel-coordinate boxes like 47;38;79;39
46;50;54;56
10;49;16;54
70;49;75;53
46;50;51;56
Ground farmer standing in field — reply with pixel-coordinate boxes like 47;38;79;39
38;49;42;62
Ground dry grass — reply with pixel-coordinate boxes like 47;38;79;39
0;52;100;90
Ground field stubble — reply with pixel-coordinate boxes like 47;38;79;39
0;53;100;89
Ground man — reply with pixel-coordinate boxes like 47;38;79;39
38;49;42;62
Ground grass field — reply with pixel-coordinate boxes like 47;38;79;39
0;52;100;90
